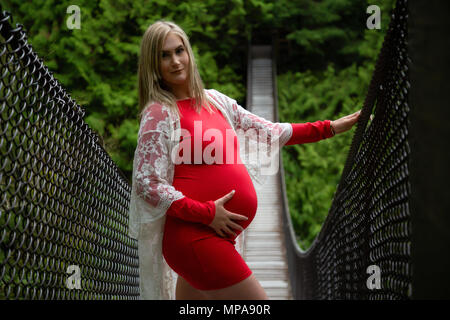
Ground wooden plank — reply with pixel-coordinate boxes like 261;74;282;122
259;280;289;289
247;225;281;232
253;272;289;281
245;253;285;261
246;233;281;241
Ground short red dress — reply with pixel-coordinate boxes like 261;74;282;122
162;97;334;290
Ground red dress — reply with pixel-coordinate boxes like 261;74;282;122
162;98;334;290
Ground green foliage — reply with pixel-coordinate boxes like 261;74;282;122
2;0;396;250
277;0;396;249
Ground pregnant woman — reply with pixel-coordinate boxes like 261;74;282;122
128;20;361;300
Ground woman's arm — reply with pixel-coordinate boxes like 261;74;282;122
209;88;361;142
285;120;335;145
166;197;216;225
283;110;363;145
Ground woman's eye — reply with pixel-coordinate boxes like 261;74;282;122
176;48;184;54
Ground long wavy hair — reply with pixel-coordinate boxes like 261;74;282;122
137;20;214;122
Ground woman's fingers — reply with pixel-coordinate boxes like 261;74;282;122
231;213;248;221
330;109;370;136
229;221;244;232
352;109;375;121
223;226;236;237
216;221;244;237
351;110;361;117
217;190;234;204
211;190;247;238
213;222;237;237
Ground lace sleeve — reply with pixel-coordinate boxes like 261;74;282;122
128;103;191;300
134;103;185;219
230;99;292;147
208;89;292;147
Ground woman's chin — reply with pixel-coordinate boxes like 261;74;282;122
169;78;188;86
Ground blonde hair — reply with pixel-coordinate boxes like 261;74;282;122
137;20;214;122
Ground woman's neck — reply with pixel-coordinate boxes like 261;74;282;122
170;85;191;101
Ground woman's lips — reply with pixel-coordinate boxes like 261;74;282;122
172;69;183;73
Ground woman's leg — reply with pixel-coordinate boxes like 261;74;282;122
176;275;209;300
201;274;269;300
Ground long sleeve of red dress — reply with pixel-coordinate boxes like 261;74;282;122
166;120;334;224
166;197;216;226
285;120;335;145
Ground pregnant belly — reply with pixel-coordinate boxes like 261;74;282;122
165;163;258;241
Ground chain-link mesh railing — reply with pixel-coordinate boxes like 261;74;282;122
283;0;412;299
0;7;140;300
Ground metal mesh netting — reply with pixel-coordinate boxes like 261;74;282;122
0;8;140;299
295;0;412;299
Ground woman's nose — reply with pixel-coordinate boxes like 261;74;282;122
171;55;180;66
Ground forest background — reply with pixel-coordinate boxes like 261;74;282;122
2;0;395;250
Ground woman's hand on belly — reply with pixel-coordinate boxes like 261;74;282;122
208;190;249;238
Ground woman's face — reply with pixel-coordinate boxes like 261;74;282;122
160;32;190;92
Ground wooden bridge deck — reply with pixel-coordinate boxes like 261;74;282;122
243;45;293;300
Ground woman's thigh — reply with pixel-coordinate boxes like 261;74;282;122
201;273;269;300
176;275;209;300
168;235;253;291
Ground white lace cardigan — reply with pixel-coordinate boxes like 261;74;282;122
128;88;293;299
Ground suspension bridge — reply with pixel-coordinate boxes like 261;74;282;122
1;0;449;300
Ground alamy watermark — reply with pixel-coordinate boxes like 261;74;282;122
66;264;81;289
66;5;81;30
366;264;381;290
367;5;381;29
170;123;281;176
